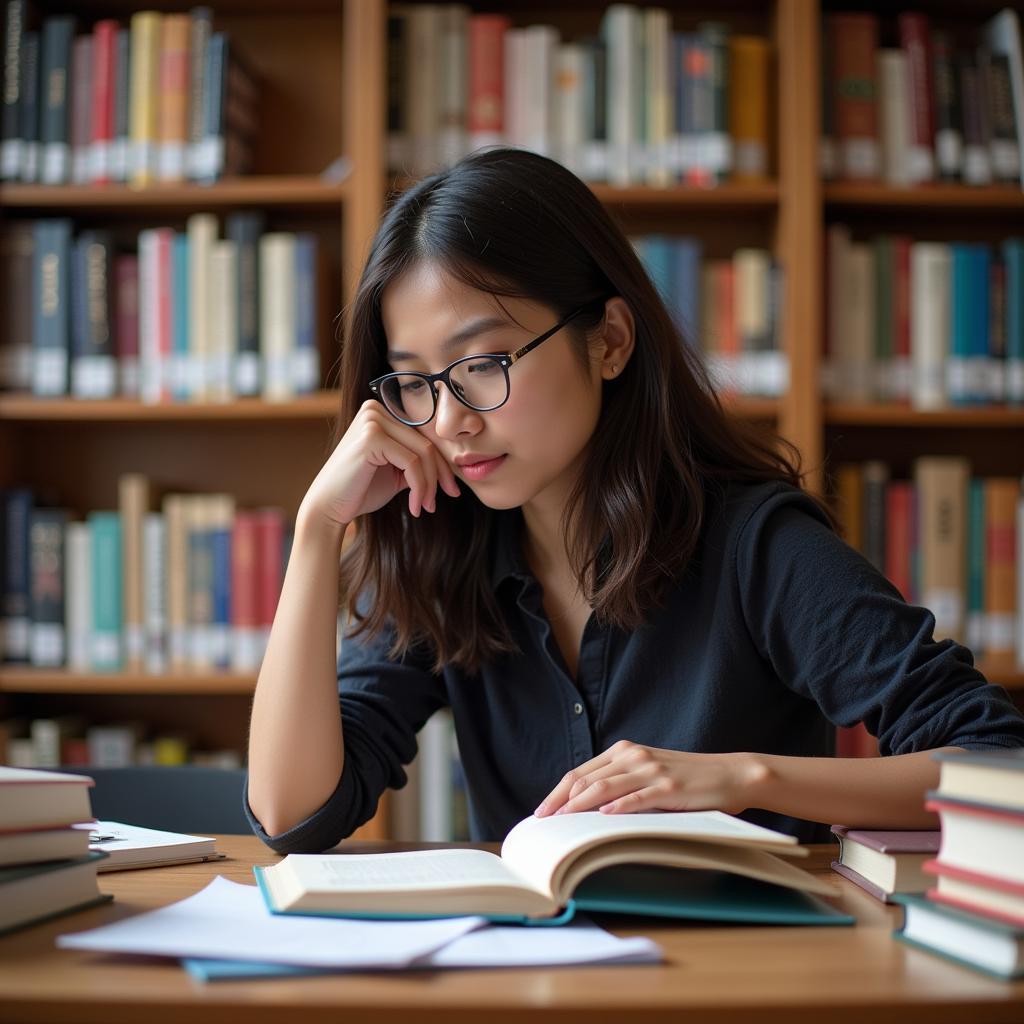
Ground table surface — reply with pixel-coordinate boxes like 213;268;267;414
0;837;1022;1024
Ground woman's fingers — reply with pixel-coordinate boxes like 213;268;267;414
556;772;642;815
370;432;430;516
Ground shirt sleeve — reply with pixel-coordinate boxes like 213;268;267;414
244;616;448;854
735;487;1024;756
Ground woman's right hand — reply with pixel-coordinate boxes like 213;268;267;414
300;399;461;530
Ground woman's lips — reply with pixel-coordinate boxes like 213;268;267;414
458;454;507;480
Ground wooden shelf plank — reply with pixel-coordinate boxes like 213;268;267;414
825;403;1024;428
0;175;348;211
0;669;256;695
825;183;1024;211
722;395;780;420
0;392;341;422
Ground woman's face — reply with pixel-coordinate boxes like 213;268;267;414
380;262;605;511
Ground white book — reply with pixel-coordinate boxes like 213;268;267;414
522;25;558;159
502;29;527;150
408;5;441;175
64;522;91;671
643;8;672;187
603;4;641;186
259;233;297;402
208;240;237;402
143;512;167;674
554;44;587;177
437;4;469;168
418;709;454;843
878;50;912;187
85;724;139;768
74;820;222;872
984;9;1024;189
910;243;951;410
187;213;218;402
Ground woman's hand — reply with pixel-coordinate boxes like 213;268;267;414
533;741;770;817
300;399;460;529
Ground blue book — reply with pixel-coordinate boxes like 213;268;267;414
172;233;190;401
293;233;320;395
31;218;72;395
673;236;703;345
210;510;231;669
1;488;34;663
88;512;122;670
971;244;991;403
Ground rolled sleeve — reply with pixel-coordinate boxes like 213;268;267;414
736;489;1024;756
245;615;448;854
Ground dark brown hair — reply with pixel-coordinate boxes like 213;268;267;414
336;148;821;673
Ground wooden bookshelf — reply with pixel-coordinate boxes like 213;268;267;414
825;183;1024;211
825;403;1024;428
0;669;256;695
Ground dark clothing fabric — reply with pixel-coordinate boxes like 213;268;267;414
245;480;1024;852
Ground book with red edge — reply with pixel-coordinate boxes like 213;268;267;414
925;793;1024;889
830;826;939;902
924;858;1024;928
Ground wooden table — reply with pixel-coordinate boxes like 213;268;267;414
0;837;1021;1024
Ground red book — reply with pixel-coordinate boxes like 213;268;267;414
90;19;118;184
926;794;1024;889
925;859;1024;928
898;12;935;183
231;513;258;631
114;254;140;398
255;509;285;633
468;15;510;147
885;481;914;602
828;13;880;180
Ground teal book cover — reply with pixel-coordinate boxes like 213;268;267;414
89;511;122;670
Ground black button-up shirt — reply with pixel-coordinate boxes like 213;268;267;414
246;480;1024;851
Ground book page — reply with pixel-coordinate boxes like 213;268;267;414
499;811;802;900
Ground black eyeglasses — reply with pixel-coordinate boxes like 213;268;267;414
369;306;589;427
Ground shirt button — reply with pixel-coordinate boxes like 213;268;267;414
573;702;584;716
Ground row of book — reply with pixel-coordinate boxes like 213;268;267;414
0;214;323;403
631;238;786;398
821;8;1024;187
1;478;292;673
0;716;241;771
825;228;1024;407
0;4;257;186
388;4;771;188
833;459;1024;669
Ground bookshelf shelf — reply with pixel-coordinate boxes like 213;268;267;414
0;668;256;695
825;183;1024;212
0;392;341;422
0;176;349;212
977;663;1024;691
722;396;780;420
825;403;1024;428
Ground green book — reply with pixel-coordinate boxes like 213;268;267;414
89;511;122;670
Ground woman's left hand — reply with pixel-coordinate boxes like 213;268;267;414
533;740;769;817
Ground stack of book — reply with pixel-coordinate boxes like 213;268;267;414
387;4;772;187
0;4;258;187
1;475;293;675
893;748;1024;979
0;766;109;935
0;213;322;402
821;8;1024;188
824;228;1024;408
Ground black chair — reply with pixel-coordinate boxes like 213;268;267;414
60;765;251;835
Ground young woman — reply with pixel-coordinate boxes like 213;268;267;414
246;149;1024;852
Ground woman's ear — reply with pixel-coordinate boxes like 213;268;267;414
596;296;636;381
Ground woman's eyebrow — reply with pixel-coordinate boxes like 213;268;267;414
387;316;512;362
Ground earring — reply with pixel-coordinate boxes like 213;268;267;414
610;364;618;375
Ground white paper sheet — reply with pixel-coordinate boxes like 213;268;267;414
56;876;486;968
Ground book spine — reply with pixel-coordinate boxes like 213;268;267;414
111;28;130;182
230;511;260;671
898;12;935;184
40;17;75;184
187;212;217;401
157;13;190;182
143;511;167;673
129;11;161;187
114;253;139;397
208;238;237;401
69;34;92;185
171;232;190;401
64;520;90;671
187;6;212;179
31;219;72;397
209;495;234;669
437;4;467;169
119;473;150;672
467;13;508;153
878;50;910;188
89;511;122;670
28;508;67;667
292;233;319;395
226;212;264;396
931;31;962;182
966;479;987;655
959;50;992;187
986;52;1021;184
255;507;283;664
71;231;115;399
862;461;889;574
729;35;768;181
885;481;914;602
910;242;951;410
1;488;32;664
162;494;188;671
830;12;880;180
984;478;1019;665
89;20;117;184
259;233;296;401
18;29;39;183
1;0;26;180
186;495;213;671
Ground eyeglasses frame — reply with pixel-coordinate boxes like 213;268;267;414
369;305;590;427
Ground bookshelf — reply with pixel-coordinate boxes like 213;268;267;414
2;0;1023;841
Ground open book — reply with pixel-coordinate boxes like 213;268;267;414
255;810;835;923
